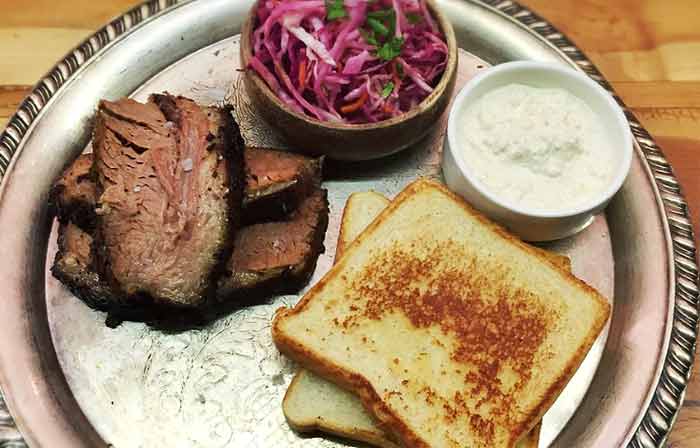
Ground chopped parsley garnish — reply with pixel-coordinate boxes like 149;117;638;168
396;61;405;78
361;7;403;61
367;17;389;36
376;36;404;61
367;8;396;37
406;12;423;24
360;28;379;46
326;0;347;21
381;81;395;98
387;11;397;36
367;9;395;20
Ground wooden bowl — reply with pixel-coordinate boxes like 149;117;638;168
240;0;458;161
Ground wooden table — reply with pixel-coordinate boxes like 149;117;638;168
1;0;699;446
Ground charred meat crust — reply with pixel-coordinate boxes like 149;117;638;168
51;222;120;311
217;188;329;300
51;223;172;324
51;149;322;230
49;154;98;231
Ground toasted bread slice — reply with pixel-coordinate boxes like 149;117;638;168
335;192;391;259
285;367;542;448
285;369;400;448
284;190;568;448
284;191;398;448
336;192;569;270
273;178;610;448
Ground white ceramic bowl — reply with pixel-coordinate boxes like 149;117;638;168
442;61;633;242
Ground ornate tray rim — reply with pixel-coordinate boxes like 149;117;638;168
0;1;697;447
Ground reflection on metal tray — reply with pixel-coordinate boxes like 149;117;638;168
0;1;697;448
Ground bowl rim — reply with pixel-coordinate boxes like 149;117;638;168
445;60;634;219
240;0;458;131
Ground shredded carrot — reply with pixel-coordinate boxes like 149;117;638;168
298;59;307;90
340;91;368;114
382;102;394;114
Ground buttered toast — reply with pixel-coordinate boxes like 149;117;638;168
283;190;569;448
273;179;610;448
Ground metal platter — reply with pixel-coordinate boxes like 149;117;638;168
0;1;697;447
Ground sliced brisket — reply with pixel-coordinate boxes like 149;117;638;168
51;222;119;310
217;188;329;299
50;95;328;324
49;154;98;231
52;148;322;229
52;188;328;322
52;222;202;326
92;95;244;307
243;147;323;223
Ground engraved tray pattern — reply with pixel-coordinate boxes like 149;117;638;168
0;1;697;447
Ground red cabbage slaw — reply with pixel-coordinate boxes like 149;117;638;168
249;0;448;123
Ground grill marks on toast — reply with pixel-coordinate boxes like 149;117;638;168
345;242;553;441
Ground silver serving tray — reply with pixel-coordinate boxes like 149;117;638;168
0;1;697;447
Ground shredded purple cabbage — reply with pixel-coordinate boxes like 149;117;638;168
249;0;448;123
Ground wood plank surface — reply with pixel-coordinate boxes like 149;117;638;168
1;0;699;446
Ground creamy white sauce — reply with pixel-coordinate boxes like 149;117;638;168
456;83;614;212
